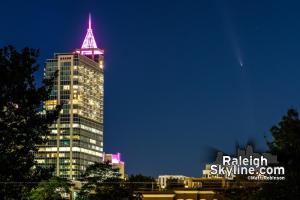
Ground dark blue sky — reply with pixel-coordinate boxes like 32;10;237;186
1;0;300;177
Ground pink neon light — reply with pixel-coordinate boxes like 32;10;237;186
81;14;98;49
75;49;104;55
111;153;122;164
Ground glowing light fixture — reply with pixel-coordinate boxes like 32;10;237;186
75;13;104;59
111;153;122;164
81;13;98;49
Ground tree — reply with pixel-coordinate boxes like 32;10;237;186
28;177;70;200
77;162;131;200
128;174;157;191
0;46;60;199
223;180;259;200
255;108;300;199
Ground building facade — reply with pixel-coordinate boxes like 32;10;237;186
158;175;188;190
35;14;104;179
202;164;234;180
104;153;126;179
138;190;223;200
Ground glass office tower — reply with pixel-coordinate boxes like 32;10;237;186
35;14;104;179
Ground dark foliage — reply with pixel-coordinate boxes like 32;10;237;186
28;176;70;200
77;162;131;200
0;46;60;199
253;108;300;199
127;174;157;191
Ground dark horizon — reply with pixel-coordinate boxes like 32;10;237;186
1;0;300;177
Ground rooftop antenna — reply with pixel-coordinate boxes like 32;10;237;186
80;13;98;48
89;13;91;29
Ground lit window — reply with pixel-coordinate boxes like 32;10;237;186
63;85;70;90
90;139;96;144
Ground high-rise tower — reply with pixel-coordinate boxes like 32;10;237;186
36;14;104;179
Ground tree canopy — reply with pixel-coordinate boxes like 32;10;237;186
255;108;300;199
0;45;60;199
28;177;70;200
77;162;131;200
128;174;157;191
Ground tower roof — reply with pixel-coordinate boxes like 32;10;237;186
76;13;104;57
81;13;98;49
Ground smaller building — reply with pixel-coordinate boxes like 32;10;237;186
203;164;217;178
104;153;125;179
138;190;223;200
202;164;234;180
157;175;188;190
158;174;228;190
185;177;227;189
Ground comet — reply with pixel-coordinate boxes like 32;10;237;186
239;59;243;67
218;2;244;70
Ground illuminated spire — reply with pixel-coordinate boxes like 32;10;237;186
89;13;91;29
81;13;98;48
76;13;104;57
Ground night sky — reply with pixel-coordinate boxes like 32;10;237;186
1;0;300;177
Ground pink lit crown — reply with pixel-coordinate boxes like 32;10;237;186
76;13;104;56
